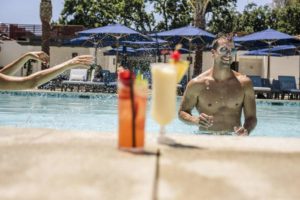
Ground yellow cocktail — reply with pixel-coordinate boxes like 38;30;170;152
151;47;189;144
151;63;177;126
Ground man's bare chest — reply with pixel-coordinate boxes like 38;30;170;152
197;82;245;111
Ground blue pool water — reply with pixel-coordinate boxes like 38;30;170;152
0;91;300;137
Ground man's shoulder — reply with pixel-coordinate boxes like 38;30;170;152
233;71;254;91
233;71;251;84
192;69;213;83
186;70;212;92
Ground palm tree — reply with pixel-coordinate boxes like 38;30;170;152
189;0;211;76
40;0;52;70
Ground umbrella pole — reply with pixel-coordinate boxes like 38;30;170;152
267;54;270;79
267;43;271;80
91;43;98;81
299;52;300;89
188;39;192;82
155;33;161;63
115;38;120;73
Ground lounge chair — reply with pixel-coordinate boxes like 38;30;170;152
105;72;117;93
278;76;300;100
85;70;108;92
248;75;272;99
177;75;188;95
61;69;88;92
271;80;283;99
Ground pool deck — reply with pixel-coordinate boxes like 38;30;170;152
1;127;300;200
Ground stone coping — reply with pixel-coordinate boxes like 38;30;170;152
1;127;300;200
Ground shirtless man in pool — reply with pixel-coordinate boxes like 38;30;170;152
0;51;93;90
178;34;257;135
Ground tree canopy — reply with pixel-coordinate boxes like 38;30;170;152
58;0;300;35
59;0;154;32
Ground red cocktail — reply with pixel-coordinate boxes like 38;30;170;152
118;70;148;150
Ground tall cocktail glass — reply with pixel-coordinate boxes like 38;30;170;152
151;63;177;144
118;75;148;151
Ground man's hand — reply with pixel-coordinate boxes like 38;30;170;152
26;51;50;64
197;113;213;128
234;126;248;136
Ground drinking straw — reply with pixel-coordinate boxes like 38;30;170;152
129;71;136;148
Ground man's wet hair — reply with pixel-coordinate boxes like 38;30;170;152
211;33;234;50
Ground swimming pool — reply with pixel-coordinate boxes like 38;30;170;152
1;91;300;137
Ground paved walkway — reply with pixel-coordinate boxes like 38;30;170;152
1;127;300;200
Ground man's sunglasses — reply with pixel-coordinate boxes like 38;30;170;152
217;46;237;55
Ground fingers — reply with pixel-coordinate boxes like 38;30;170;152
28;51;50;64
70;55;94;67
234;126;248;136
198;113;213;128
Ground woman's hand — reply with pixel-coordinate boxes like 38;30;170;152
26;51;49;64
63;55;94;68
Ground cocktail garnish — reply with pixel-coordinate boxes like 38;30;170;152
170;44;182;62
118;69;134;86
169;44;189;83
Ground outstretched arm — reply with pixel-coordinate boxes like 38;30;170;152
0;55;93;90
0;51;49;76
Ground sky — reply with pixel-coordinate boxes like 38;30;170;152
0;0;273;25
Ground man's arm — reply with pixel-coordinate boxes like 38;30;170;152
0;51;49;76
0;55;93;90
242;78;257;134
178;80;200;125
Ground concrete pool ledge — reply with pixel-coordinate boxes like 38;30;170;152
1;127;300;200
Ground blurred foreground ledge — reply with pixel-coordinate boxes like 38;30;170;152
1;127;300;200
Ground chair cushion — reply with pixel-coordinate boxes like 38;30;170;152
253;87;271;92
289;89;300;93
70;74;85;81
69;69;88;81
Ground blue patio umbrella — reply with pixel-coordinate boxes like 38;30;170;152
135;47;190;55
103;46;136;56
259;45;298;56
235;28;300;79
243;50;283;57
150;25;215;44
66;36;95;47
121;38;168;46
77;23;152;71
150;25;215;80
244;45;298;56
121;38;169;62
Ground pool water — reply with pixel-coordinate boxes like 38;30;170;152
0;91;300;137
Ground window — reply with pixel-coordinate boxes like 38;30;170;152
72;52;78;58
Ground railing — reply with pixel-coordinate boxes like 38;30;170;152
0;23;85;43
0;23;42;40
